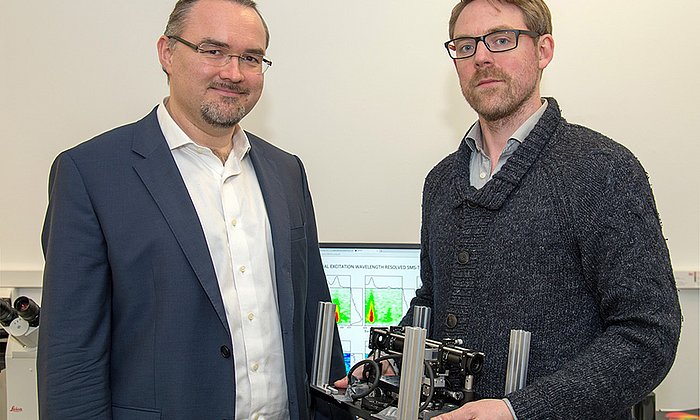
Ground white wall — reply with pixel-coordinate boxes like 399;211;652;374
1;0;698;410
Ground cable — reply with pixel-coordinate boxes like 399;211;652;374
346;358;381;400
373;354;435;412
420;361;435;412
349;353;436;413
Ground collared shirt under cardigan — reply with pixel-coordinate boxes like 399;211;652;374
465;99;548;189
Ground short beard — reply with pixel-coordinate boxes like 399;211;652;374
201;99;248;128
463;68;537;123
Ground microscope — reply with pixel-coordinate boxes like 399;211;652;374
0;294;40;420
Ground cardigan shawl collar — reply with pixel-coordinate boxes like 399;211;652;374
451;97;562;210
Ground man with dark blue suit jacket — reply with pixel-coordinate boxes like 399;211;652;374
38;1;347;418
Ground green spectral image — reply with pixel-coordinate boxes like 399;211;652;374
365;289;403;325
330;288;351;324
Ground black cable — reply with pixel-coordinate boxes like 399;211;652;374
373;354;435;412
346;358;381;400
419;360;435;412
374;353;402;368
349;353;436;413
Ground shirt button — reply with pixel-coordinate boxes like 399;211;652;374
239;266;246;273
220;345;231;358
252;414;260;420
479;172;486;179
231;218;237;227
247;312;255;321
457;251;470;265
251;362;259;372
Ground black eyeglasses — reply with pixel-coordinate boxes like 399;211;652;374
167;35;272;74
445;29;540;59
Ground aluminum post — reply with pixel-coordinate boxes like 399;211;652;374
396;326;426;419
311;301;337;389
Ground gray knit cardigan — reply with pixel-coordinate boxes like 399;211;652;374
402;98;681;419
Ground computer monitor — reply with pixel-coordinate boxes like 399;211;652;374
319;243;421;372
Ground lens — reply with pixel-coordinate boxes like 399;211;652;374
0;298;18;327
484;30;517;52
465;352;484;375
451;38;477;58
13;296;40;327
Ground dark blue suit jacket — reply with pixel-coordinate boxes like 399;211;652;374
38;108;346;419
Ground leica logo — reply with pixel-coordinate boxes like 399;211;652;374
10;405;24;413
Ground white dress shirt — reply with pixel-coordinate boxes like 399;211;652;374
157;101;289;420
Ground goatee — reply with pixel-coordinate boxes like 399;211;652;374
201;99;247;128
201;82;250;128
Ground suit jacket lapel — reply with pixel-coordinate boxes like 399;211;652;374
130;109;230;335
248;138;295;331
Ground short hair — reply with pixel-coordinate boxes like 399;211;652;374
164;0;270;48
448;0;552;39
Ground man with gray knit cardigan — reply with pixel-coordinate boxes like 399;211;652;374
400;1;682;419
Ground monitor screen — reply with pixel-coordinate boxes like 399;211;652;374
319;243;421;372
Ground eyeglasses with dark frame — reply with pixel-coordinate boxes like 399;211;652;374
167;35;272;74
444;29;540;60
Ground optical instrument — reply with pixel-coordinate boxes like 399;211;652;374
310;303;485;419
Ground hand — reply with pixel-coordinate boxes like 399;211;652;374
433;399;513;420
333;376;350;389
333;358;397;389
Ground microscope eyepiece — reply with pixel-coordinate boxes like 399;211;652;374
13;296;40;327
0;298;19;327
